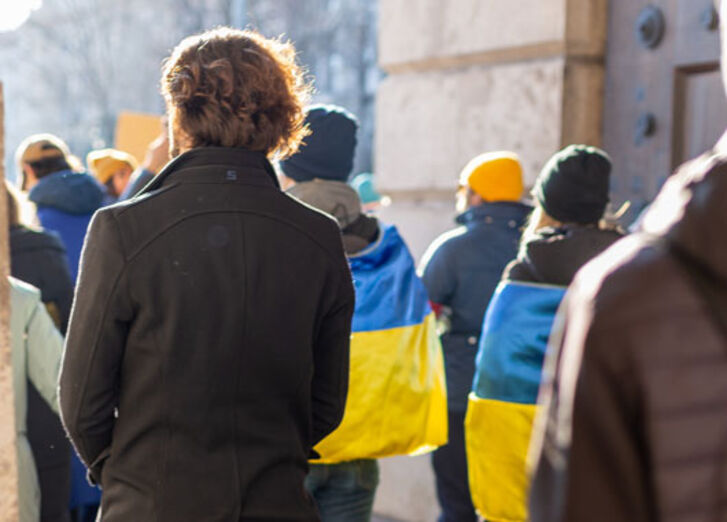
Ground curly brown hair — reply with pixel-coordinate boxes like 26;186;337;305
162;27;312;159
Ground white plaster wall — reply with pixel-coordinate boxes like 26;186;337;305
377;196;455;264
376;58;565;192
373;455;440;521
380;0;567;67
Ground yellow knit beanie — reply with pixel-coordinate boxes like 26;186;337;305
459;151;524;202
87;149;139;185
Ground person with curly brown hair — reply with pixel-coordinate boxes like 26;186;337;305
60;27;354;522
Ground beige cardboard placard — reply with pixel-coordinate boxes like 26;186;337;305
115;111;164;164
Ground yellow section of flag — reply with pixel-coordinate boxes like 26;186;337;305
465;394;537;522
313;313;448;463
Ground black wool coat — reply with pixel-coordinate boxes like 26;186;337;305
10;225;74;329
60;147;354;522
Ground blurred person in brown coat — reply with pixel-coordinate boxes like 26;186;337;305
529;1;727;521
60;27;354;522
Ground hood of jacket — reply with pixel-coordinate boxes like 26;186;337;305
512;225;624;286
456;201;532;228
349;223;431;332
10;225;66;255
342;214;379;255
641;134;727;283
28;169;104;215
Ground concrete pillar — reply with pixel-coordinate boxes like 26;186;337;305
373;2;607;519
0;83;19;520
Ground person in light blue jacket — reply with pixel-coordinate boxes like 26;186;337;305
9;276;64;522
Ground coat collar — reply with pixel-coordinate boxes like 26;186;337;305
456;201;531;226
141;147;280;194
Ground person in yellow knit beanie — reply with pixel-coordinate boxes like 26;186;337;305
420;150;530;522
456;151;524;212
86;149;138;201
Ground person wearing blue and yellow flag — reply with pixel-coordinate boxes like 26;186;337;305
281;104;447;522
420;152;530;522
466;145;623;521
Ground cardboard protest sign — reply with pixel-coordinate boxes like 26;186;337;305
115;111;164;164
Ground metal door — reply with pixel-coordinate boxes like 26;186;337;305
603;0;727;216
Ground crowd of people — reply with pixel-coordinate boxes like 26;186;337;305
4;10;727;522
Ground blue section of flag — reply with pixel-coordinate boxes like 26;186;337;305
472;281;566;404
349;223;431;333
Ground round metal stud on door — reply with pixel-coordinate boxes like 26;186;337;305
634;113;657;146
701;6;719;31
635;5;666;49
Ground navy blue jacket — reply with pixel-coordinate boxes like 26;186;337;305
28;170;104;283
420;202;530;411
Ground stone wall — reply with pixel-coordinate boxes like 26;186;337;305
0;83;19;521
372;1;607;519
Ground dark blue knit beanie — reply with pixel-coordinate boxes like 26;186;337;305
533;145;612;224
280;104;358;183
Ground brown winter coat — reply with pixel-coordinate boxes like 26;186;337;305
529;136;727;522
60;147;354;522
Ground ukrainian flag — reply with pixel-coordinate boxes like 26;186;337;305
466;281;565;521
313;224;448;463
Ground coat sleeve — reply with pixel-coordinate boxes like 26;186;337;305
26;295;64;416
310;241;355;447
529;288;654;522
419;238;456;307
60;209;133;484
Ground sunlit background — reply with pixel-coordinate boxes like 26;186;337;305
0;0;379;182
0;0;41;32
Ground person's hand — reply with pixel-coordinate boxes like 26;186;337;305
141;132;170;174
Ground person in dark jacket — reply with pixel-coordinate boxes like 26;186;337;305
466;145;623;521
529;6;727;519
16;134;104;283
281;105;447;522
60;27;354;522
419;151;530;522
7;181;73;522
